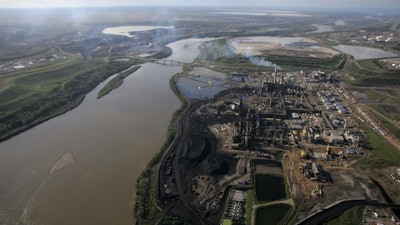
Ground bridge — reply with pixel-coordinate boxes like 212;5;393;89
140;58;187;66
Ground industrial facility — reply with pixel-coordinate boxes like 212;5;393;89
153;63;381;225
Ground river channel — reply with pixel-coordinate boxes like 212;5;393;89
0;37;209;225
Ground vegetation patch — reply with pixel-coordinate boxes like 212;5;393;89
365;90;390;103
322;206;364;225
287;199;317;224
368;109;400;139
359;128;400;169
358;59;387;72
134;165;162;225
364;90;400;105
245;189;255;225
0;46;50;62
97;65;141;99
357;74;400;85
346;59;400;85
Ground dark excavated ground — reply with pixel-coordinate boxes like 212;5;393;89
167;100;239;225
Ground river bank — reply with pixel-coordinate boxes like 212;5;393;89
134;72;189;225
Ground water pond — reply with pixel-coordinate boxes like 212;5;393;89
255;174;286;202
256;204;291;225
333;44;397;60
102;26;174;37
177;75;228;99
308;24;334;33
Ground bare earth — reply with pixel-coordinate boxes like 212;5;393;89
228;36;340;58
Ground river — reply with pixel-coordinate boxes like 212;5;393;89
0;38;208;225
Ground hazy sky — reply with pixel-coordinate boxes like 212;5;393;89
1;0;399;9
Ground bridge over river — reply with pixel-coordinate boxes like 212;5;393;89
140;58;188;66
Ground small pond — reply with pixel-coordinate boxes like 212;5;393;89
177;75;228;99
255;174;286;202
256;204;291;225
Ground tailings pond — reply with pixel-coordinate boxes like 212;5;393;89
177;67;228;99
256;204;292;225
255;174;286;202
102;26;174;37
333;44;398;60
0;37;210;225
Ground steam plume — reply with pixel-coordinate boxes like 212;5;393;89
248;55;281;69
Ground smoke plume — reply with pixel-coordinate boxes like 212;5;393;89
248;55;281;69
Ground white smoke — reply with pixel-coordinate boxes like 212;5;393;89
248;56;281;70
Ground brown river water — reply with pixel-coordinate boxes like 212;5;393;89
0;38;210;225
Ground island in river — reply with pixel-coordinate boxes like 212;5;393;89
97;65;141;99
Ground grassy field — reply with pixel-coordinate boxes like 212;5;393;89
0;46;51;62
346;59;400;85
245;189;255;225
365;90;400;106
370;104;400;121
368;109;400;139
365;90;391;103
362;89;400;139
358;59;387;72
357;74;400;85
0;55;84;108
359;128;400;169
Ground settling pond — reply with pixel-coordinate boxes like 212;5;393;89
102;25;174;37
256;204;292;225
177;76;228;99
255;174;286;202
333;44;398;60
